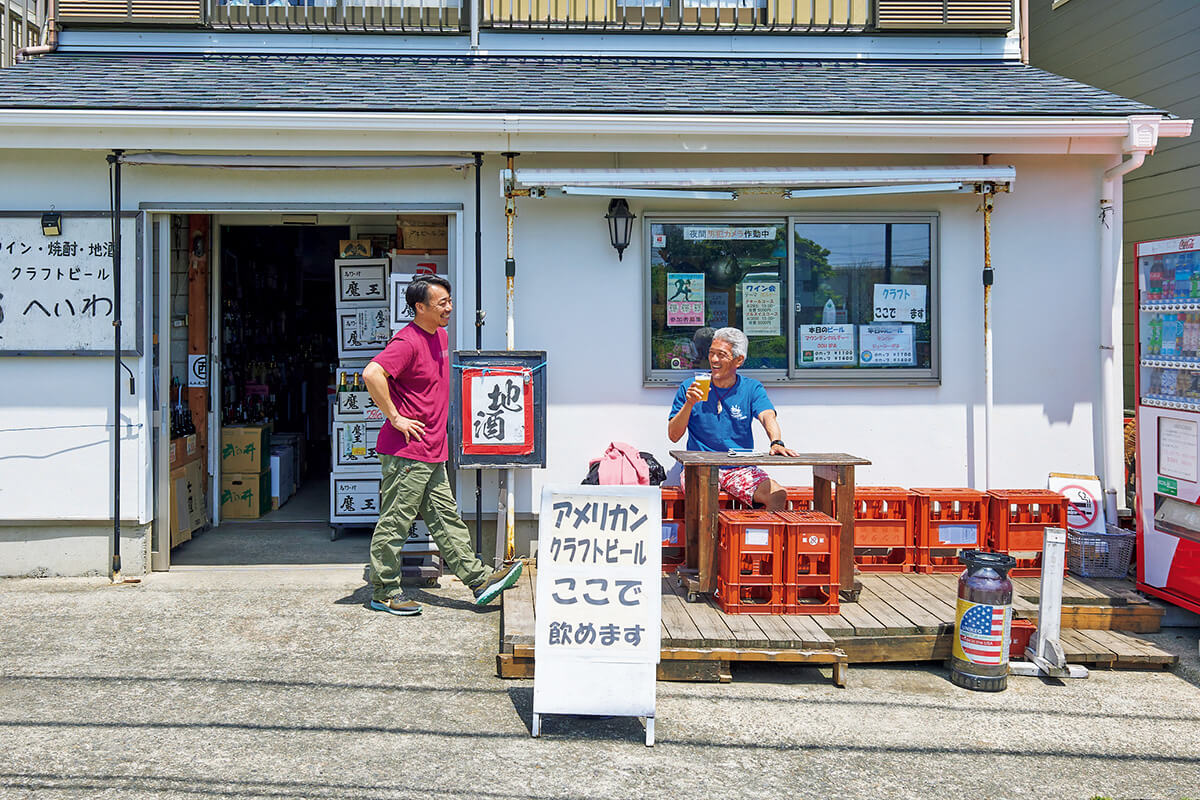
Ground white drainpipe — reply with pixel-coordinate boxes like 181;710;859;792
1098;115;1160;524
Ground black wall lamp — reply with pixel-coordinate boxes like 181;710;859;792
605;198;636;260
41;210;62;237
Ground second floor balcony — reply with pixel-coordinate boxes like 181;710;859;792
56;0;1016;36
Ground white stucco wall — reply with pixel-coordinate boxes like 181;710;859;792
0;148;1113;570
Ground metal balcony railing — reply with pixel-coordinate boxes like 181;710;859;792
2;0;46;66
205;0;869;33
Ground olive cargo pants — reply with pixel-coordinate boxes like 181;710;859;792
370;455;491;603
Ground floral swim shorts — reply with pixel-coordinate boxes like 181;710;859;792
681;465;771;506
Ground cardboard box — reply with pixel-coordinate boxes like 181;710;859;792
221;426;271;474
397;214;447;251
185;460;208;531
169;434;199;470
169;466;193;547
270;444;296;511
221;471;272;520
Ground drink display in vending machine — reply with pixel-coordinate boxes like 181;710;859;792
1136;233;1200;615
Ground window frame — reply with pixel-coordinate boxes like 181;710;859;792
643;211;941;387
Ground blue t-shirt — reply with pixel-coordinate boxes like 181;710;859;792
669;375;774;453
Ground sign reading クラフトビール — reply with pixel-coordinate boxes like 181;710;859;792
533;485;661;728
0;214;140;354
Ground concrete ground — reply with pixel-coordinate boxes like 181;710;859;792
3;489;1199;800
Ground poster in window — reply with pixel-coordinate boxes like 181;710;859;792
859;323;916;366
461;368;535;455
798;324;856;366
873;284;927;324
666;273;704;327
741;279;781;335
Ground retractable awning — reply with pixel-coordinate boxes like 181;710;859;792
507;165;1016;200
118;153;475;169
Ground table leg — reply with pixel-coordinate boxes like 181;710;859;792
836;466;859;600
683;464;701;570
695;465;719;595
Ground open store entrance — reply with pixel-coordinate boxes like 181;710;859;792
163;211;454;567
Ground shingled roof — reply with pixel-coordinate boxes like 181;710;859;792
0;53;1164;116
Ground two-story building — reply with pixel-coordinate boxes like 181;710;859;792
0;0;1191;575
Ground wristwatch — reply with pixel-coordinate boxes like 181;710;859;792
770;440;785;448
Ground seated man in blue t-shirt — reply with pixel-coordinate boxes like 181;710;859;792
668;327;800;510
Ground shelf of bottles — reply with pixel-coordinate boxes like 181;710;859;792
1139;245;1200;411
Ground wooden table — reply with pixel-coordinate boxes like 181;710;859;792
669;450;871;602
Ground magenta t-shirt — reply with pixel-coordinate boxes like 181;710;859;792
371;323;450;463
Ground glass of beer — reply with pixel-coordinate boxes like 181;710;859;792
694;372;711;400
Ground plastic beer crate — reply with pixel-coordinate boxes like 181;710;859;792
987;489;1070;576
714;510;786;614
912;488;988;573
660;486;685;573
776;510;840;615
852;486;916;573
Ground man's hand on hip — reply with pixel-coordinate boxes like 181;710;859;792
389;414;426;442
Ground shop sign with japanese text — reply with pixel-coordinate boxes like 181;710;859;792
798;324;856;365
535;486;662;664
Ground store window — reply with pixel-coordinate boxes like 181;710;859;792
794;219;935;374
645;214;937;382
648;219;788;374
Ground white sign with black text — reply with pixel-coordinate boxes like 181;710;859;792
533;485;661;745
873;284;927;324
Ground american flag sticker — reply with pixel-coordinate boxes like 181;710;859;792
953;599;1010;665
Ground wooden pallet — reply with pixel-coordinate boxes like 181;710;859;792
497;566;1177;682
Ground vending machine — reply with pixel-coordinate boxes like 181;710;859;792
1136;233;1200;615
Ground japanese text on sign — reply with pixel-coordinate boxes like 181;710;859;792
666;272;705;327
682;226;777;241
859;323;916;366
471;373;528;445
741;279;780;336
798;324;856;366
0;216;139;353
536;487;661;663
873;284;927;323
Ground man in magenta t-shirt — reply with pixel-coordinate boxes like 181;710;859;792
361;275;523;616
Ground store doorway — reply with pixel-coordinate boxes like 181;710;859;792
163;210;454;567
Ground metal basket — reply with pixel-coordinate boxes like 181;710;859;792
1066;525;1135;579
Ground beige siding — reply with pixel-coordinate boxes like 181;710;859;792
1029;0;1200;410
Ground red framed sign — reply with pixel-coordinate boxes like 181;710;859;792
460;366;536;455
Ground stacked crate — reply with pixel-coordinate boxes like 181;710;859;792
715;510;787;614
986;489;1070;576
912;488;988;573
660;486;686;573
852;486;915;572
328;257;440;580
777;511;840;614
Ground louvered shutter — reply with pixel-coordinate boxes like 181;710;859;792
58;1;203;24
876;0;1013;30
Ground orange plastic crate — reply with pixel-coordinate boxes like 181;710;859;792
714;510;787;615
912;488;988;574
785;486;816;511
776;510;840;615
660;486;685;521
714;578;787;615
852;486;915;573
987;489;1070;577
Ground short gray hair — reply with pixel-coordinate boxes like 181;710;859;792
712;327;748;360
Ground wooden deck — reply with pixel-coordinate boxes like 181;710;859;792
497;565;1177;683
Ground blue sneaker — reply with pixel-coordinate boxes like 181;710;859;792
472;561;524;606
370;595;422;616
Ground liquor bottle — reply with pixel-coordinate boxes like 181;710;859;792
352;372;362;393
338;371;349;394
